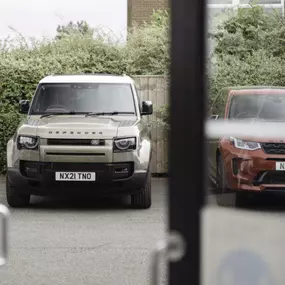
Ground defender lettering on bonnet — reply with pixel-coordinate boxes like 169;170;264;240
48;131;103;135
7;74;153;209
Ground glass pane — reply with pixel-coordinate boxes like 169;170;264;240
207;0;233;3
31;83;136;115
207;8;235;55
240;0;282;3
264;7;283;14
206;0;285;203
208;7;235;24
207;0;285;284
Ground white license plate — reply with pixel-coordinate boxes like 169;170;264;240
276;162;285;171
55;172;96;181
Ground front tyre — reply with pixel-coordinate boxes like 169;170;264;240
234;191;252;208
6;176;30;208
131;172;152;209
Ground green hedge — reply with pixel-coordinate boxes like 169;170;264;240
0;112;22;173
208;5;285;113
209;50;285;114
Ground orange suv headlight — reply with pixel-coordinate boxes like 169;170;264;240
230;137;261;151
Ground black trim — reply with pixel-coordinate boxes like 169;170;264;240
169;0;206;284
47;138;105;146
19;160;134;180
253;171;285;186
8;165;147;197
262;142;285;155
9;161;148;196
266;158;285;161
46;152;105;156
232;158;240;175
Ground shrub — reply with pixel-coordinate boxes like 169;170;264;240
0;112;22;173
211;4;285;59
154;104;170;129
209;4;285;113
124;10;170;75
209;50;285;113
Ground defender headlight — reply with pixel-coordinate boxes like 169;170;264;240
113;137;136;152
230;137;261;151
17;136;39;150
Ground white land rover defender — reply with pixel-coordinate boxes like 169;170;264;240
6;74;153;209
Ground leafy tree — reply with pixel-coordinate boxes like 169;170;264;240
55;20;94;40
209;4;285;114
211;3;285;59
150;9;170;27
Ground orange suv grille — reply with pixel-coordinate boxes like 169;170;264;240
262;143;285;155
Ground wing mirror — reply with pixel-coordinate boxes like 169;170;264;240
19;100;30;114
141;101;153;116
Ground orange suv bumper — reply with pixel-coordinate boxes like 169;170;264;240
222;142;285;192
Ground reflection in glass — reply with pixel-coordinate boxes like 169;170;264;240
229;92;285;121
208;0;233;4
240;0;281;4
30;83;136;115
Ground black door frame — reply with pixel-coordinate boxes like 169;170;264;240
169;0;207;284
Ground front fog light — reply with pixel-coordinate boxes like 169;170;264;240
18;136;39;150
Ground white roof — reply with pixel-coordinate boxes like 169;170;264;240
39;74;134;84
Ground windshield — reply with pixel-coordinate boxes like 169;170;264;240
30;83;136;115
228;93;285;121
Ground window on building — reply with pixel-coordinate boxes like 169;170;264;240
240;0;282;4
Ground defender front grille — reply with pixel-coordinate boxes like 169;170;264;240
262;143;285;155
47;139;105;146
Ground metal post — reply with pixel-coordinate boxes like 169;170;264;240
169;0;206;284
0;204;9;267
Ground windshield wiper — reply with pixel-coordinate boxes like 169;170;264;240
85;111;135;117
40;111;78;118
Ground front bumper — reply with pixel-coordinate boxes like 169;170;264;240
223;145;285;192
7;160;148;197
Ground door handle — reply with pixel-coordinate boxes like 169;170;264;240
150;231;186;285
0;204;9;267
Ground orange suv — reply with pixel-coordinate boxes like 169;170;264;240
209;86;285;205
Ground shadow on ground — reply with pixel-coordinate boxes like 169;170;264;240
28;195;131;211
215;192;285;213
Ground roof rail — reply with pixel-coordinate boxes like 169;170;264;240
49;73;127;77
